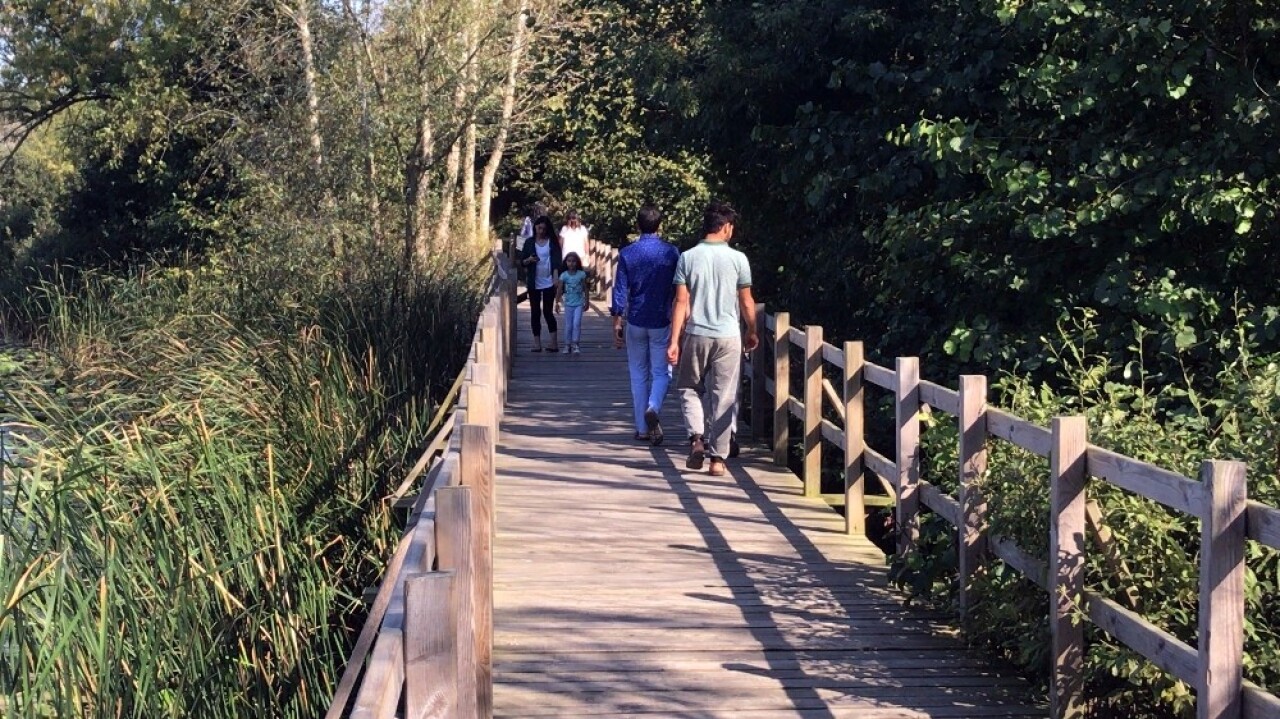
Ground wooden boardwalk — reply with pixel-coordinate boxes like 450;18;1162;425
491;304;1045;718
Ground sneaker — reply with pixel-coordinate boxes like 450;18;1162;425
645;408;663;446
686;435;706;470
560;345;571;354
571;344;581;354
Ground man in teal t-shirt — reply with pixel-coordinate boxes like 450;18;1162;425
666;201;759;476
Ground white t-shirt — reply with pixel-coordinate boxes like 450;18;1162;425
533;240;554;290
559;225;590;268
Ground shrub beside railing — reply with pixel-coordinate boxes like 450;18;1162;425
746;305;1280;719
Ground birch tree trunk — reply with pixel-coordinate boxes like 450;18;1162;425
477;0;529;249
402;1;439;265
434;25;471;250
404;105;434;264
463;74;478;246
283;0;339;257
461;0;483;247
294;0;324;180
357;59;384;245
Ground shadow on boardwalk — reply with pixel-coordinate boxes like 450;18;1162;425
491;305;1045;718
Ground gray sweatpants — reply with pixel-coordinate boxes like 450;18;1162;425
677;335;742;461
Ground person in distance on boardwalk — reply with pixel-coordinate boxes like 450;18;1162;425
520;215;562;352
667;201;758;477
559;210;591;271
556;252;589;354
612;205;681;445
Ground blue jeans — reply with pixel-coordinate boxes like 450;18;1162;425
564;304;584;345
626;324;673;434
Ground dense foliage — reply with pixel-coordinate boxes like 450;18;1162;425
523;0;1280;714
1;0;532;715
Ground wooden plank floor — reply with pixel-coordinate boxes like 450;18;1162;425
493;303;1045;718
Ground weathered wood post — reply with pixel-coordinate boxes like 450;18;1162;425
437;486;477;719
349;630;405;719
843;341;865;537
1196;460;1246;719
894;357;921;557
1049;416;1087;719
468;376;497;445
957;374;988;623
403;572;458;719
772;313;791;466
506;259;517;371
750;304;768;441
460;424;494;719
802;325;823;498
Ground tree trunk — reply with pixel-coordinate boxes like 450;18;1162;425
357;59;384;246
295;0;324;180
405;108;434;264
477;0;528;250
403;0;439;265
464;120;477;246
435;24;471;250
286;0;339;257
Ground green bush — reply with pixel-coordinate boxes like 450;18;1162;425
892;311;1280;715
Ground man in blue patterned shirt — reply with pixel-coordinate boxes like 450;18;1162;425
612;205;681;445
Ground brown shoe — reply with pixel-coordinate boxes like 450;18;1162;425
685;435;706;470
708;459;727;477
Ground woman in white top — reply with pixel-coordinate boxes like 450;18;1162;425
558;210;590;270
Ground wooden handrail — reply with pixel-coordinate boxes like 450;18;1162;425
328;252;518;719
747;307;1280;719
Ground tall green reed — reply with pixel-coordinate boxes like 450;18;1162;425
0;242;486;717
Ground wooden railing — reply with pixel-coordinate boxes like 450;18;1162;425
745;306;1280;719
326;253;517;719
587;238;620;301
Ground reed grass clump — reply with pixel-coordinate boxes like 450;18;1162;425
0;244;486;717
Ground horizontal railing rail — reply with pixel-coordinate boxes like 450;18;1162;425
326;252;517;719
744;305;1280;719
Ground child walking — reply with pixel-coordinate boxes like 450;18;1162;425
557;252;588;354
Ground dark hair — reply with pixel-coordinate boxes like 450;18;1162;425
701;200;738;236
563;252;583;270
637;205;662;234
533;215;555;238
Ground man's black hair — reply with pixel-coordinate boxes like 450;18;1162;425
637;205;663;234
701;200;739;237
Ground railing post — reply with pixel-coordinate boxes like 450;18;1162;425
843;341;865;537
482;312;504;412
772;313;791;466
958;374;988;623
467;376;497;442
460;424;494;719
403;572;457;719
750;304;768;441
1050;416;1088;719
506;261;517;371
437;486;477;719
894;357;921;557
349;630;405;719
802;325;823;498
1197;460;1246;719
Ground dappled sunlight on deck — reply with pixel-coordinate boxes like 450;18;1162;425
492;305;1045;718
